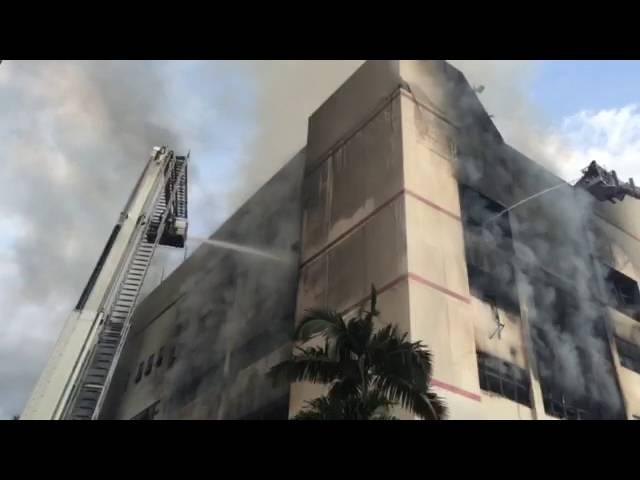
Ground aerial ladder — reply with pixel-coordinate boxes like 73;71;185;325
21;145;189;420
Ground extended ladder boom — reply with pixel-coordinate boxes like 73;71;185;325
21;146;189;420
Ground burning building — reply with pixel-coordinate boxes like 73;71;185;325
93;60;640;419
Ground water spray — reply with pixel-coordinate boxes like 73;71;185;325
187;237;294;264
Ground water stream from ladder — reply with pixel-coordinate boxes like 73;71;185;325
187;237;293;264
483;179;579;227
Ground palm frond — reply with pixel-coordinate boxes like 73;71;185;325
370;413;398;420
295;308;348;343
328;375;360;399
369;326;434;387
268;345;341;385
293;396;344;420
371;374;447;420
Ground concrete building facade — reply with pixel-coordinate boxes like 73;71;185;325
103;60;640;420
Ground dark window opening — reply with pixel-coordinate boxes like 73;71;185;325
605;268;640;320
156;347;164;367
174;323;183;338
130;401;160;420
468;264;520;315
134;362;144;384
460;185;514;249
168;345;177;368
123;371;131;392
542;393;589;420
530;280;626;420
144;354;154;376
238;395;290;420
615;336;640;374
476;351;531;407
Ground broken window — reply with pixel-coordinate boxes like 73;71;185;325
144;354;154;376
468;264;520;315
130;401;160;420
615;336;640;374
543;394;588;420
156;347;164;367
460;185;514;249
605;268;640;320
476;351;531;407
134;362;144;384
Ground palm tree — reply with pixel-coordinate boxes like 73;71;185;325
269;286;447;420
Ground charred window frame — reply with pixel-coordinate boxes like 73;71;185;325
130;401;160;420
134;362;144;384
468;264;520;315
459;185;514;253
542;394;589;420
123;371;131;392
615;336;640;374
156;347;164;367
174;322;184;338
144;354;155;376
476;351;531;407
168;345;178;368
605;268;640;320
238;395;290;420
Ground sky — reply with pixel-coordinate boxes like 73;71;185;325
1;60;640;419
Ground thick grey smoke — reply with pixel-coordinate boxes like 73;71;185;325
4;60;632;419
442;60;627;417
0;60;363;419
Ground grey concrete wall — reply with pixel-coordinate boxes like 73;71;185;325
100;149;306;420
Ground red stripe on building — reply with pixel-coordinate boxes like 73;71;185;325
408;273;470;304
301;190;405;267
431;379;482;402
301;189;461;268
404;189;461;222
340;274;409;314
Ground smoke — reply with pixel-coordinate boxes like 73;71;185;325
0;60;363;418
4;60;635;419
440;60;627;417
151;152;306;419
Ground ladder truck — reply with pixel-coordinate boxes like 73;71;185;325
21;145;189;420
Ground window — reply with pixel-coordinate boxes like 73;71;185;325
168;345;177;368
468;264;520;315
130;401;160;420
144;354;155;376
477;351;531;407
615;336;640;374
543;394;588;420
174;323;183;338
460;185;514;248
123;371;131;392
238;395;290;420
156;347;164;367
134;362;144;384
605;268;640;319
